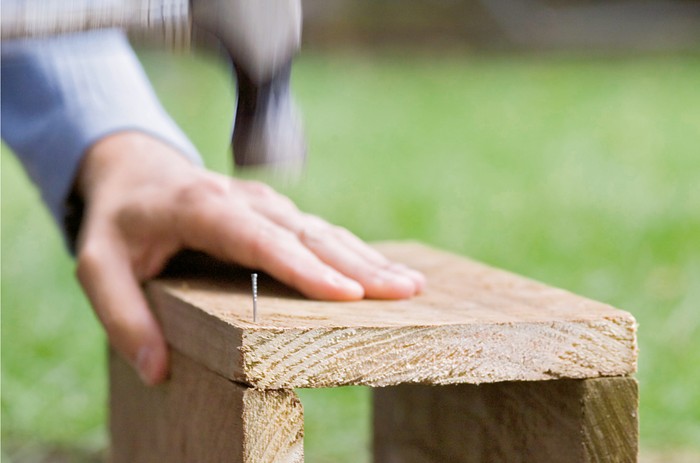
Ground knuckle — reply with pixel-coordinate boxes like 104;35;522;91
330;224;352;240
241;180;276;198
176;175;228;209
248;224;290;265
174;176;231;229
99;308;125;334
100;309;143;351
366;265;388;283
300;217;333;245
300;227;322;247
249;226;274;257
75;242;103;282
241;180;298;209
276;194;298;212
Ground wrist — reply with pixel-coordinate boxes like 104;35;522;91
76;131;194;203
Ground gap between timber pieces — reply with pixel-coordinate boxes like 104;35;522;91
145;241;638;390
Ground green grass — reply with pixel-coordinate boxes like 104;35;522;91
2;50;699;461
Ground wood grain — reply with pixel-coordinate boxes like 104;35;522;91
373;377;639;463
109;349;304;463
147;241;637;389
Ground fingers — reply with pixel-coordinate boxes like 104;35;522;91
320;222;427;293
298;222;424;299
180;198;365;300
233;217;366;300
76;233;169;386
223;180;426;298
175;176;425;301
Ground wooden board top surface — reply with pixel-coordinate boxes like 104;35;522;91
154;242;629;328
148;242;637;389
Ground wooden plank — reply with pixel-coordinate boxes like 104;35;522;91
147;241;637;389
109;349;304;463
373;377;639;463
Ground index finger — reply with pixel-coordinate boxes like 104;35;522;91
178;198;365;300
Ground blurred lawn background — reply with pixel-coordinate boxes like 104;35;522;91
2;47;699;461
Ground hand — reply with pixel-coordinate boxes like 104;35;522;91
75;132;425;385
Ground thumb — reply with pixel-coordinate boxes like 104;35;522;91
76;237;169;386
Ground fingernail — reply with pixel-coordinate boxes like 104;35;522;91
136;346;157;385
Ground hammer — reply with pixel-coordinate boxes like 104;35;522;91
1;0;307;174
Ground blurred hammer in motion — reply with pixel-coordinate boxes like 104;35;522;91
1;0;307;177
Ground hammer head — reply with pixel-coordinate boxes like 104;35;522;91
192;0;306;175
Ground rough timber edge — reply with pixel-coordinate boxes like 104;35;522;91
147;284;246;382
236;316;637;389
146;241;638;390
148;281;636;390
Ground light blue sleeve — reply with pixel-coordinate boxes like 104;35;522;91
1;29;202;247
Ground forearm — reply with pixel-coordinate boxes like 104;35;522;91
1;29;201;247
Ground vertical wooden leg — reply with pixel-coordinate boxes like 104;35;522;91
110;349;304;463
374;378;638;463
